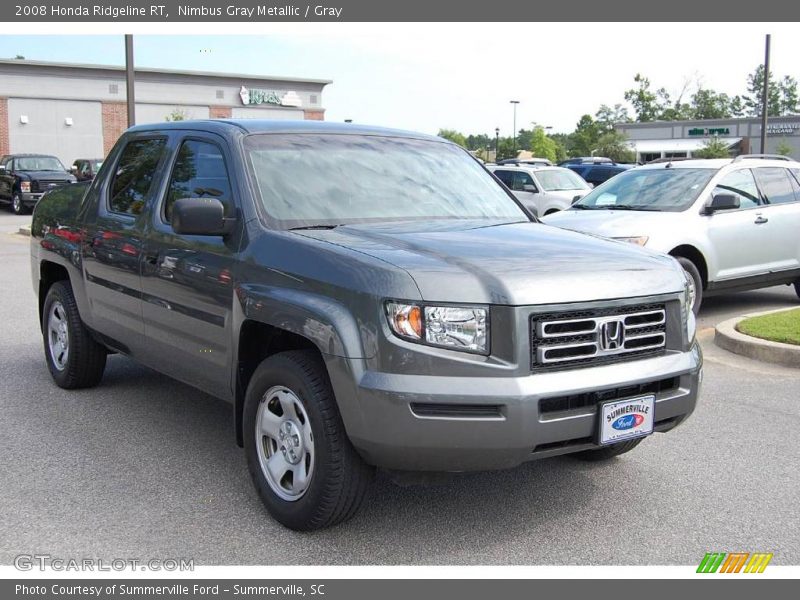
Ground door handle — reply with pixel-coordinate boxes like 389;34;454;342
754;215;768;225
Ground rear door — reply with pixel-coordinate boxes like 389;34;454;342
704;168;774;281
81;135;169;354
139;134;240;399
752;166;800;273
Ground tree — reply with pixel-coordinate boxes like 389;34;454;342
496;138;517;161
779;75;799;115
693;136;732;159
528;127;559;162
436;129;467;147
743;64;782;117
691;88;733;120
775;139;793;157
624;74;662;122
595;104;630;132
568;114;601;157
165;108;188;122
593;130;635;163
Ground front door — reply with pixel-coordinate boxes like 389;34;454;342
139;135;240;400
704;168;773;281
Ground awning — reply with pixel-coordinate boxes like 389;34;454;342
629;137;742;153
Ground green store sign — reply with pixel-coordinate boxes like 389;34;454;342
688;127;730;136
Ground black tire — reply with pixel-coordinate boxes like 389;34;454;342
571;438;644;462
794;280;800;300
675;256;703;315
243;350;373;530
12;192;28;215
42;281;107;389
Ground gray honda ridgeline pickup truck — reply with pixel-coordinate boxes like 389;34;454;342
31;121;701;530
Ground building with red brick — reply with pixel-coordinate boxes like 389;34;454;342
0;59;330;165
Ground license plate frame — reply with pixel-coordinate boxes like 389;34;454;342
598;394;655;445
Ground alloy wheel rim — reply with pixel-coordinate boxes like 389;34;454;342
255;385;315;501
47;301;69;371
13;196;21;212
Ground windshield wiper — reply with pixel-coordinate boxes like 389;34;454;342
592;205;660;211
288;224;343;231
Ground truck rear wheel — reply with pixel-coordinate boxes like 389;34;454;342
571;438;644;462
243;350;373;530
794;279;800;300
42;281;107;389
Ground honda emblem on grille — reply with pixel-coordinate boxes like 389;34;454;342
600;319;625;351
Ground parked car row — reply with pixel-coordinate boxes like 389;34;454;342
0;153;103;214
543;154;800;312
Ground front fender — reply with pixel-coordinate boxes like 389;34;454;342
236;283;372;359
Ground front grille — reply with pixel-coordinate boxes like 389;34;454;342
531;303;667;370
539;376;679;414
32;180;69;193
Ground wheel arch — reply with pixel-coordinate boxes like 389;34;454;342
669;245;709;289
38;260;71;329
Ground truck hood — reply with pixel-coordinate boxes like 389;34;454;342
542;208;682;238
297;220;683;305
19;170;73;181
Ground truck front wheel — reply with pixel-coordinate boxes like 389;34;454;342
243;350;373;530
42;281;107;389
12;192;28;215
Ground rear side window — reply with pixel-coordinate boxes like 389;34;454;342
109;139;167;216
493;169;514;187
712;169;761;209
164;140;233;223
512;171;536;191
753;167;797;205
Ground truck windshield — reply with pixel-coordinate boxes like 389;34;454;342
536;169;590;191
15;156;66;171
244;134;528;228
573;167;715;212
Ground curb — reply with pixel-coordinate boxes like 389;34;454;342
715;308;800;369
17;225;31;236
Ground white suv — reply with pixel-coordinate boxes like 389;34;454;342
543;155;800;312
489;165;591;218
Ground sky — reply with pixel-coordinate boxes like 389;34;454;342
0;24;798;137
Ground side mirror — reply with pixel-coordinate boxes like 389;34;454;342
706;193;740;214
572;195;583;204
0;165;6;172
588;183;595;189
172;197;234;236
522;184;538;193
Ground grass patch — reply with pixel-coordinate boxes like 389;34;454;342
736;308;800;346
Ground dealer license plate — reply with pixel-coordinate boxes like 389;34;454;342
598;395;655;445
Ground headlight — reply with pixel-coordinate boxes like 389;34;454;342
386;302;488;354
680;272;696;343
20;181;31;193
613;236;649;246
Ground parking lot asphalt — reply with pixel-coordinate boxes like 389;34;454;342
1;214;799;566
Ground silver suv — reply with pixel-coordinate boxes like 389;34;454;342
543;155;800;312
489;164;591;217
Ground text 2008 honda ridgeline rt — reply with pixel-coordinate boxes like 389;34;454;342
31;121;701;530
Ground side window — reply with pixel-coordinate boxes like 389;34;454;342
493;169;514;187
164;139;233;223
109;139;167;216
513;171;537;192
753;167;797;205
712;169;760;210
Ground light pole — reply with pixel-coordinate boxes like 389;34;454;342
495;127;499;160
509;100;520;156
760;34;771;154
124;35;135;127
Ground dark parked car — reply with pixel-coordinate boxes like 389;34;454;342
0;154;76;214
71;158;104;182
31;120;700;530
565;162;634;187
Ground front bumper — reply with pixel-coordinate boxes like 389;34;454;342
330;343;702;472
20;192;44;206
